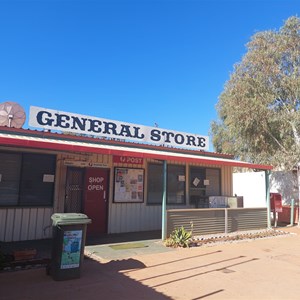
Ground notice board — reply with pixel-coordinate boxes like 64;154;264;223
113;167;144;203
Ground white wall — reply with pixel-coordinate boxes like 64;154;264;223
0;207;53;242
233;170;299;207
270;171;298;205
233;172;266;208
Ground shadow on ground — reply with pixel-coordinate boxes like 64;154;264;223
0;256;171;300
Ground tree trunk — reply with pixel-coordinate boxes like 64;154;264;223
297;163;300;226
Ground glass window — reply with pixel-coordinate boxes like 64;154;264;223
20;153;56;206
205;168;221;196
0;153;21;205
147;164;163;204
189;166;206;207
0;152;56;207
189;166;221;207
167;165;185;204
147;163;186;205
190;166;206;195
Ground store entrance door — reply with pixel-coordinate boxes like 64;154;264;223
83;168;109;236
65;167;84;213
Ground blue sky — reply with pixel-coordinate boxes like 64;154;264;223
0;0;299;151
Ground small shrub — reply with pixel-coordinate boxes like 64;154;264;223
165;225;193;248
164;237;176;247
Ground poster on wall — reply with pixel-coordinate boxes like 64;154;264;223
114;167;144;203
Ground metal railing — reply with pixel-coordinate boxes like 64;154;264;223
166;207;268;237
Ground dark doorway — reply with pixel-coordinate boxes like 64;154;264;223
65;167;84;213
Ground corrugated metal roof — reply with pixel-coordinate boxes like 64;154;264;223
0;129;272;170
0;126;235;159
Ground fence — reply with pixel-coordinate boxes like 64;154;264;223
166;207;268;237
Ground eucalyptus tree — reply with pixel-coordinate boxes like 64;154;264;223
211;16;300;170
211;16;300;217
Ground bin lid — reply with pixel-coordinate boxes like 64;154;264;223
51;213;92;226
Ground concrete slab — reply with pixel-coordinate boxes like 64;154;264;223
85;238;174;261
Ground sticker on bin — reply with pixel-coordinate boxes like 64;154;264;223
60;230;82;269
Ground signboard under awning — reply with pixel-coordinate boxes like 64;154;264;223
64;160;109;168
113;155;144;165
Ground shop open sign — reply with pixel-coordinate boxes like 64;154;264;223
87;176;104;191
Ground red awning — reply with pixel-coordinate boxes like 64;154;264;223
0;130;272;170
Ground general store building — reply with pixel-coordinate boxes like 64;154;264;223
0;104;272;242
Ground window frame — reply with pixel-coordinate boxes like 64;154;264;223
166;164;186;205
147;163;163;205
189;166;222;207
0;151;56;207
205;167;221;196
147;162;186;205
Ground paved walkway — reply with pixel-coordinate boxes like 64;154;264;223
85;238;174;261
1;226;300;299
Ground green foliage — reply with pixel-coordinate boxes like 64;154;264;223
210;16;300;170
165;225;193;248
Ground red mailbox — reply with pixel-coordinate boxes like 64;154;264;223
270;193;282;213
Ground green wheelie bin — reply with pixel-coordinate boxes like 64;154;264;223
48;213;91;281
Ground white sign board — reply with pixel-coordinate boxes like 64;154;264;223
29;106;209;151
43;174;55;182
64;160;109;168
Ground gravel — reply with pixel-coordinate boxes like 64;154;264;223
190;228;292;247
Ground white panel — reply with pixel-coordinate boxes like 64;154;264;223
109;202;163;234
0;210;7;241
28;208;38;240
5;210;15;242
109;170;209;233
270;171;297;205
43;208;53;238
122;205;129;232
107;195;115;234
107;203;113;233
137;203;144;231
12;209;22;241
125;204;134;232
20;209;30;241
138;203;146;231
233;172;266;208
113;204;122;233
149;205;161;230
115;204;123;232
35;209;45;239
138;205;149;230
131;204;139;231
112;204;119;233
